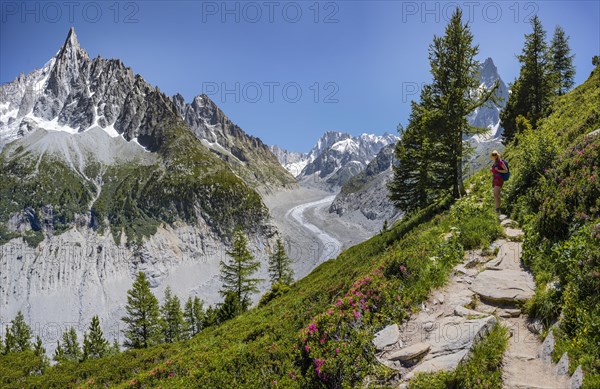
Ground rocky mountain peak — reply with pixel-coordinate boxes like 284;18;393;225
479;57;500;87
56;27;88;62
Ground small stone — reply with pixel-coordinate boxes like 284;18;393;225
527;319;543;334
387;342;431;362
557;352;569;376
423;321;435;332
436;293;445;304
499;308;521;318
373;324;400;350
570;365;584;389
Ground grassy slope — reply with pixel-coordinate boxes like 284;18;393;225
0;168;503;388
506;65;600;387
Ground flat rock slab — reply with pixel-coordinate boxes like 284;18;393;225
404;315;496;380
454;305;490;318
485;241;522;270
470;269;535;304
505;227;524;238
388;342;431;362
373;323;400;350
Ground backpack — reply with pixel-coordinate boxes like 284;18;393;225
498;159;510;181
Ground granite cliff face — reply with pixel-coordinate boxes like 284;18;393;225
0;28;288;350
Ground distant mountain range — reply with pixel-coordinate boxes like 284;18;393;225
271;131;398;189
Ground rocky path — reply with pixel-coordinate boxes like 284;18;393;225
372;215;581;388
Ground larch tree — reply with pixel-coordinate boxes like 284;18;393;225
160;286;185;343
219;230;262;313
267;238;294;286
83;315;109;360
550;25;575;96
122;272;161;349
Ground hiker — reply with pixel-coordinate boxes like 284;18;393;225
491;150;508;214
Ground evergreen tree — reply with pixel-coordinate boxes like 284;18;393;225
33;336;45;357
0;333;4;355
217;291;244;323
550;25;575;96
64;327;82;362
390;9;496;208
204;305;220;328
184;296;205;338
381;219;389;233
267;238;294;286
160;287;185;343
501;16;554;144
593;56;600;67
4;311;32;353
53;340;65;363
107;339;120;356
219;230;262;312
388;109;435;212
122;272;161;349
82;315;109;360
427;8;497;198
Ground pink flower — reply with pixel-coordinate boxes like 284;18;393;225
335;348;340;354
353;311;361;319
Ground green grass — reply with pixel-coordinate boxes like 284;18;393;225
0;171;503;388
409;323;509;389
505;65;600;385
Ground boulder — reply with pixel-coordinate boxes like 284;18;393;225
373;323;399;350
404;315;496;380
527;319;543;334
387;342;431;362
470;269;535;304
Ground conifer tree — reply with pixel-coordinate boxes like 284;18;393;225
217;291;244;322
60;327;82;362
550;25;575;96
219;230;262;312
53;340;65;362
267;238;294;286
501;16;554;144
390;9;496;208
0;333;4;355
122;272;161;349
107;339;120;356
184;296;205;338
427;8;497;198
82;315;109;360
160;287;185;343
204;305;220;328
4;311;32;353
33;336;45;357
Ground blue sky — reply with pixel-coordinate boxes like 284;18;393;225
1;1;599;151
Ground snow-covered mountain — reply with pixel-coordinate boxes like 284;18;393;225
468;57;509;143
329;143;401;230
269;145;309;177
0;28;293;351
293;131;399;189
